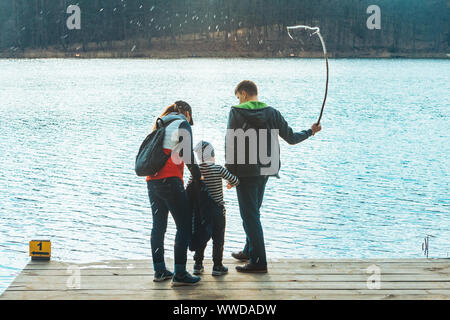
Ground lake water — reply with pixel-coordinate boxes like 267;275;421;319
0;58;449;293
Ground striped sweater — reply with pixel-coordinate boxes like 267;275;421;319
188;162;240;206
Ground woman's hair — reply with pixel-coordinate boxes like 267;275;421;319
153;100;193;130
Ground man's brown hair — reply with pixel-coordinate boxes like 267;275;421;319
235;80;258;96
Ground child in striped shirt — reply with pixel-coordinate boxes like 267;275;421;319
188;141;240;276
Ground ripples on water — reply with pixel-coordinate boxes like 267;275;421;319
0;58;449;293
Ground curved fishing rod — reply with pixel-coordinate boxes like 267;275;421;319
287;25;329;125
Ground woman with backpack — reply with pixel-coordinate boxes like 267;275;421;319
146;101;202;286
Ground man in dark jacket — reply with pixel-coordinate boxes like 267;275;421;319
225;80;322;273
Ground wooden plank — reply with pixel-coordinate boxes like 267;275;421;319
23;259;450;269
1;289;449;300
16;270;450;281
22;265;450;275
23;260;450;269
36;258;443;264
3;259;449;300
6;276;450;290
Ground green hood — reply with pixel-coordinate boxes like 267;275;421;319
233;101;268;110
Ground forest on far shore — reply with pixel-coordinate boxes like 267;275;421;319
0;0;448;58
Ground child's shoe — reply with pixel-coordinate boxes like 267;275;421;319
212;265;228;276
193;263;204;275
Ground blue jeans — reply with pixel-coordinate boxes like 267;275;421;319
236;176;269;266
147;177;192;275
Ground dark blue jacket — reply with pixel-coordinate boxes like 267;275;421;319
186;180;221;251
225;101;313;177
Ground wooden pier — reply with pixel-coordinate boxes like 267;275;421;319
1;258;449;300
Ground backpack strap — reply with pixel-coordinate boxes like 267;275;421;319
156;118;164;129
157;114;186;129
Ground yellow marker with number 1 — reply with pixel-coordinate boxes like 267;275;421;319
29;240;51;261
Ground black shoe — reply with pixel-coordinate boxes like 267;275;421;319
231;251;250;261
153;269;173;282
193;263;204;275
172;272;201;287
212;265;228;276
236;263;267;273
